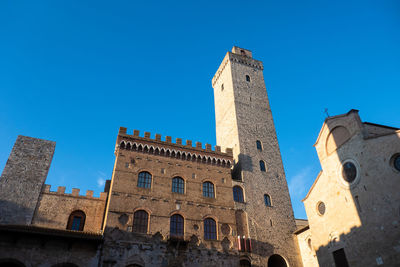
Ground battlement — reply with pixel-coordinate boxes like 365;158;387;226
117;127;233;167
212;47;263;87
42;185;107;201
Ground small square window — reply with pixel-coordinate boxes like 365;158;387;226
161;168;165;174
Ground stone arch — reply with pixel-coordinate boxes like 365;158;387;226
132;143;138;150
326;126;351;154
267;254;288;267
120;141;126;149
126;142;132;150
240;258;251;267
124;254;145;267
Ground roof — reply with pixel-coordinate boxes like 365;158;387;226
302;171;322;202
313;109;359;147
0;224;103;241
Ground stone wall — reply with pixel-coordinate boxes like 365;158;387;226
0;136;55;225
32;185;107;232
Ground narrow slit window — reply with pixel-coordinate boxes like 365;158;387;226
264;194;272;207
259;160;266;172
256;140;262;151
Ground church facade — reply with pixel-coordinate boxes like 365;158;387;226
299;110;400;267
0;47;303;267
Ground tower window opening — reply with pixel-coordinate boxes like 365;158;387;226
246;75;250;82
264;194;272;207
221;83;224;91
138;171;152;188
233;186;244;202
259;160;266;172
256;140;262;151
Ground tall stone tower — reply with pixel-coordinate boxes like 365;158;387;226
0;136;55;225
212;47;301;266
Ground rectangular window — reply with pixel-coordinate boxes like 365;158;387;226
333;248;349;267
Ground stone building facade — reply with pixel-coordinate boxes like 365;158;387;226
301;110;400;267
0;47;304;267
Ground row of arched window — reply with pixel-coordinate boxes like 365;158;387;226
133;210;217;240
232;185;272;207
119;141;232;168
137;171;216;198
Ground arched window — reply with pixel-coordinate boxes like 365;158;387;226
259;160;266;172
256;140;262;151
264;194;272;207
67;210;86;231
172;177;185;194
204;218;217;240
233;186;244;203
246;75;250;82
137;171;152;188
203;182;215;198
133;210;149;233
170;214;184;237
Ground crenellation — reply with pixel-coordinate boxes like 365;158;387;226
57;186;65;194
118;128;233;157
196;141;202;149
42;184;107;200
72;188;80;196
119;127;127;134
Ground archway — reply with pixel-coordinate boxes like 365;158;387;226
239;259;251;267
268;254;287;267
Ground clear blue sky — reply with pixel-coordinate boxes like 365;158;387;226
0;1;399;219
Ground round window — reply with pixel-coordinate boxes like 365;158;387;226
394;155;400;172
342;162;357;183
317;202;325;215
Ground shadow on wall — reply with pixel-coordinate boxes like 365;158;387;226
312;111;400;266
101;226;281;267
0;200;34;225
